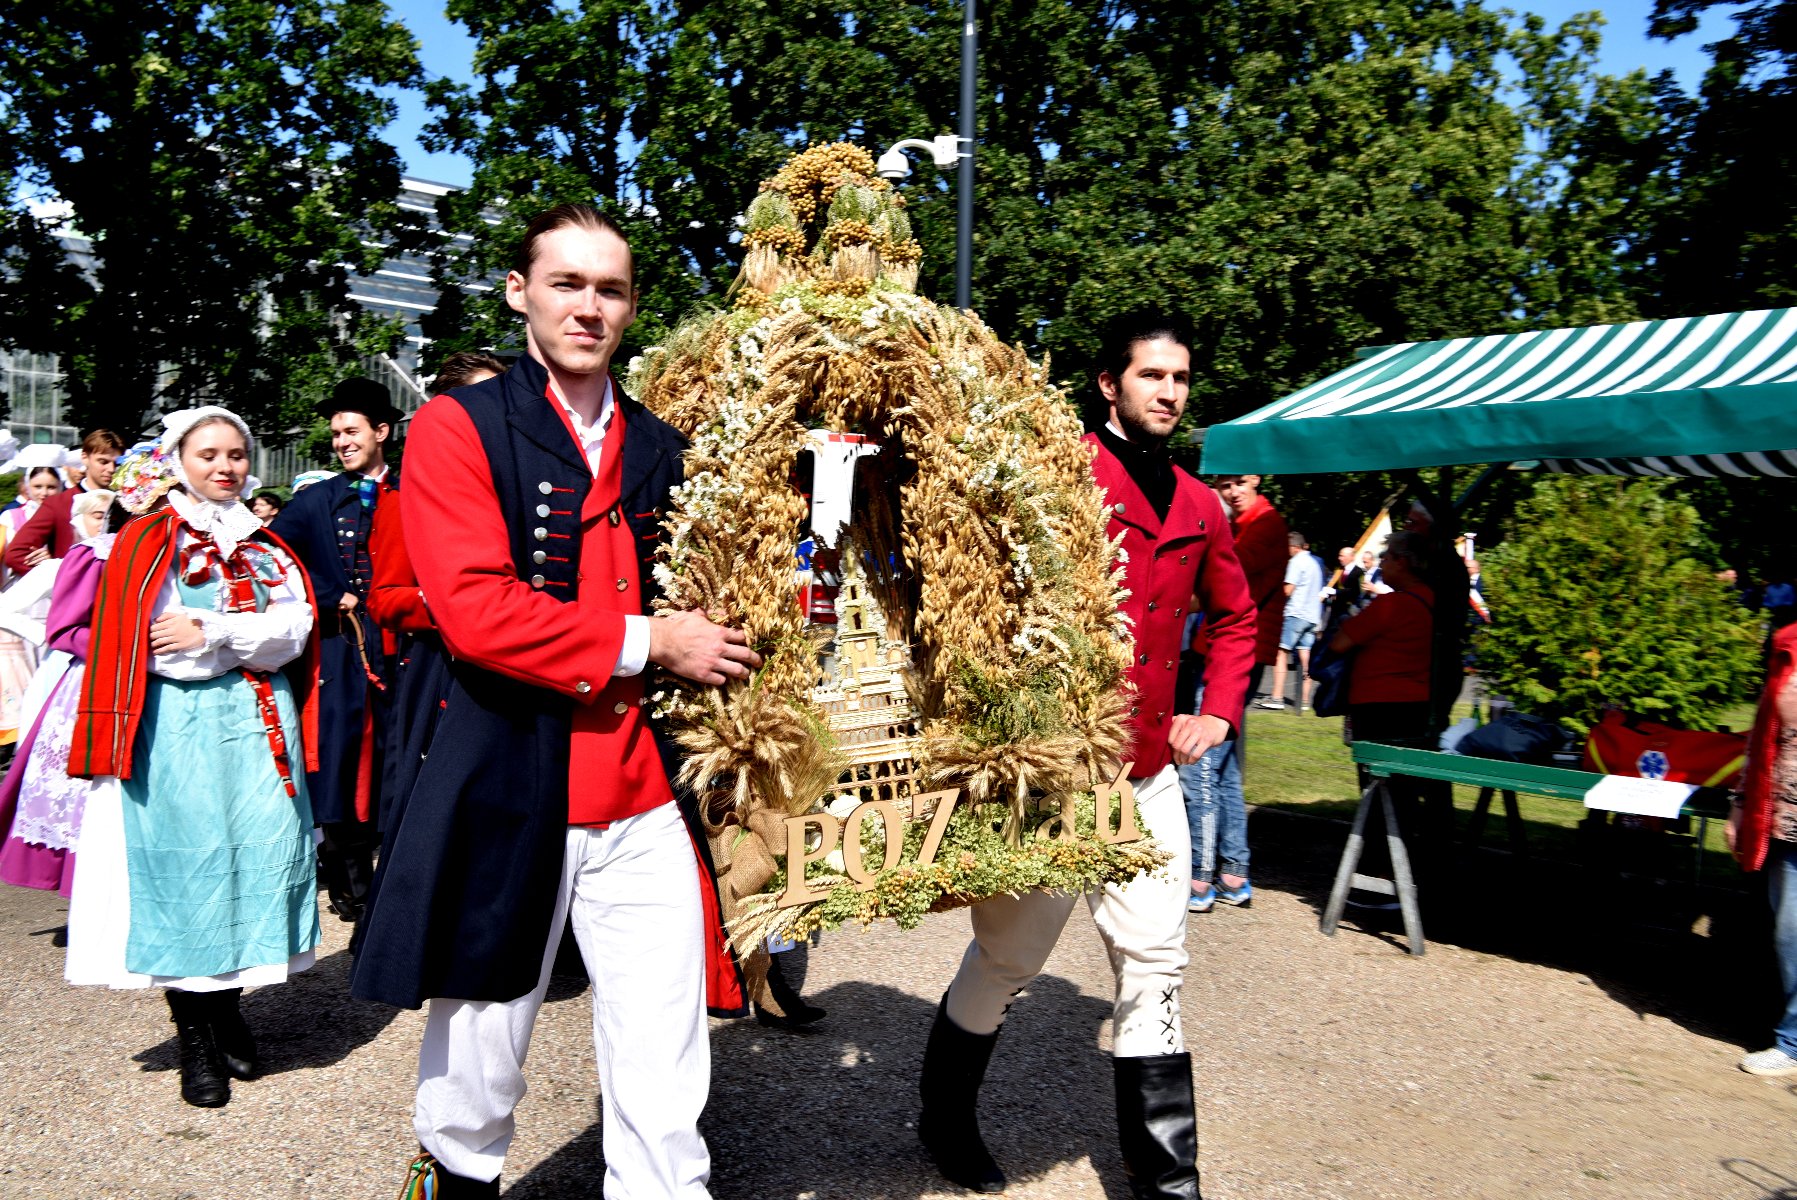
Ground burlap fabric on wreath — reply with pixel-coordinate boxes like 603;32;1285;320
630;145;1167;987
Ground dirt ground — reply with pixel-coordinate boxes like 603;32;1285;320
2;807;1794;1200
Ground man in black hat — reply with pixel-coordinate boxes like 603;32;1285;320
272;376;406;921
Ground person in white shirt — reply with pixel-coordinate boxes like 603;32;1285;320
1259;531;1324;711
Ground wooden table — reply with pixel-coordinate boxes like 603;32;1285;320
1321;742;1731;956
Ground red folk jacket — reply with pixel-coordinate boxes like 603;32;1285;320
1739;623;1797;872
1228;493;1289;666
1088;435;1258;777
366;495;433;635
3;486;88;572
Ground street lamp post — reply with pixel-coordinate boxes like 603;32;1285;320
877;0;977;310
955;0;975;312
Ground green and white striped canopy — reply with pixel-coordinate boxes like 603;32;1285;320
1200;309;1797;477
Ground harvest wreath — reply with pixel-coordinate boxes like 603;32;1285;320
629;144;1165;968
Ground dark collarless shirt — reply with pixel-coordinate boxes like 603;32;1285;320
1095;422;1175;522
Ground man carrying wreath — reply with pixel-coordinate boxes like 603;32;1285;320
351;204;754;1199
918;317;1257;1200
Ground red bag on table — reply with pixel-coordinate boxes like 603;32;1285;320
1582;709;1746;790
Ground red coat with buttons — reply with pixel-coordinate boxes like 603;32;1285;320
1088;434;1258;778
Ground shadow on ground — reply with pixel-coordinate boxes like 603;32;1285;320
504;975;1130;1200
132;946;398;1076
1249;803;1781;1053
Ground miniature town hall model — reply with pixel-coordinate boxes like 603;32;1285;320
812;556;922;811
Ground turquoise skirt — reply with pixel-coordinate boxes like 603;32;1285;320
119;671;318;978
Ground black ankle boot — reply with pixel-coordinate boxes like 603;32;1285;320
402;1151;499;1198
1114;1053;1202;1199
207;988;258;1080
166;990;229;1108
917;994;1006;1194
758;952;826;1027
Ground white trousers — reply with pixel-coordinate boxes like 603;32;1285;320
414;801;711;1197
946;764;1192;1057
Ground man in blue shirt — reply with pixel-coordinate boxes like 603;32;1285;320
1259;531;1324;712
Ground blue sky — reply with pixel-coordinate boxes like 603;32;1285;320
382;0;1738;189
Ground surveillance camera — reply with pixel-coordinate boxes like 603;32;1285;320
876;148;912;181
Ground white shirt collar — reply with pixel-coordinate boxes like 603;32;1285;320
548;376;614;474
168;487;263;558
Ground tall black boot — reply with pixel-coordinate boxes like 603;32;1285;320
206;988;258;1080
756;950;826;1028
165;990;230;1108
400;1151;499;1199
1114;1053;1202;1200
917;994;1006;1194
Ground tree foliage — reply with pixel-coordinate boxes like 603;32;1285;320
1643;0;1797;314
0;0;423;438
1475;477;1760;734
418;0;1660;419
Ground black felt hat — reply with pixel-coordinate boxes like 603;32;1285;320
318;377;405;427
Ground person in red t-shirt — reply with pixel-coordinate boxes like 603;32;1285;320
1331;530;1436;746
1215;475;1288;700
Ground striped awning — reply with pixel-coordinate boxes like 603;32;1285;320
1200;309;1797;477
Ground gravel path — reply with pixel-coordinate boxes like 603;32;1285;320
3;810;1794;1199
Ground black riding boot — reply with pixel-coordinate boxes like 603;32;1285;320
165;989;229;1108
1114;1053;1202;1200
917;994;1006;1194
206;988;258;1080
755;950;826;1028
402;1151;499;1199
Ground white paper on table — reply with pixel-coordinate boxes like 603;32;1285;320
1582;774;1695;819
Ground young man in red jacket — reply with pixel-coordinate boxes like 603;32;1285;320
352;206;757;1198
918;318;1257;1200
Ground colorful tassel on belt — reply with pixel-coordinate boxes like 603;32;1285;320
396;1152;439;1200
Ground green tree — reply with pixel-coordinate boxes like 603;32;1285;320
1475;477;1759;734
1643;0;1797;313
0;0;423;438
421;0;1657;419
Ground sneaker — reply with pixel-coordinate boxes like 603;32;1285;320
1254;699;1286;711
1188;888;1215;914
1740;1047;1797;1076
1215;881;1253;907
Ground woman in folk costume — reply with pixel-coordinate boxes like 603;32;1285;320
63;407;324;1110
0;489;117;894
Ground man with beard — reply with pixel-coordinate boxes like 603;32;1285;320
271;377;404;922
917;317;1256;1200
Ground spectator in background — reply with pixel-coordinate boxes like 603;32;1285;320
1765;577;1796;629
1331;530;1436;747
1329;544;1365;625
3;430;124;573
1732;620;1797;1077
1260;531;1324;712
1397;498;1471;736
249;491;285;524
1362;547;1390;596
1216;474;1289;702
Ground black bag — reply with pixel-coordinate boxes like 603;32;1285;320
1456;711;1572;765
1308;640;1355;717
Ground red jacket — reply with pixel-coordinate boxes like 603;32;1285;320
366;494;433;635
1089;435;1258;777
3;486;88;572
1228;493;1289;666
1740;624;1797;871
402;390;671;827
